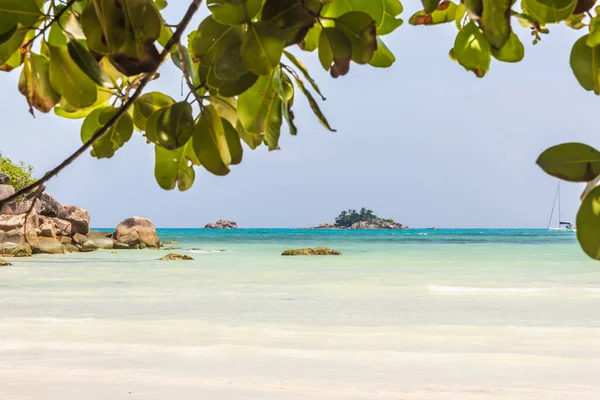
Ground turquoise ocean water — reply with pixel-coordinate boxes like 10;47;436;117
1;229;600;399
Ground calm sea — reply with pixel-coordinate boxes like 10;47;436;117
1;229;599;399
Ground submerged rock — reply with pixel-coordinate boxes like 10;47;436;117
161;240;180;245
58;236;73;245
0;242;32;257
0;258;11;266
34;237;64;254
64;244;79;253
204;220;237;229
113;241;129;249
87;232;114;249
281;246;342;256
81;240;98;252
72;233;88;245
114;216;159;248
160;253;194;261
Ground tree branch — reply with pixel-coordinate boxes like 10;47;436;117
22;0;78;49
1;0;203;207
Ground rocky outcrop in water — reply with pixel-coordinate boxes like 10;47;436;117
160;253;194;261
350;220;406;230
113;216;160;249
205;220;237;229
312;220;408;230
282;246;342;256
0;179;161;256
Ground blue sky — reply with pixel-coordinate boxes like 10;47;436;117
0;3;594;228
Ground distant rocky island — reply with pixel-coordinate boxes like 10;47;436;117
313;208;408;230
204;220;238;229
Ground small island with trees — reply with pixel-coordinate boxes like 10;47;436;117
314;208;408;230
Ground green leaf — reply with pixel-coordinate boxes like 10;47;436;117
211;96;263;149
222;118;243;165
299;23;321;51
536;142;600;182
155;0;168;10
378;0;404;35
0;0;42;34
85;1;125;53
318;27;352;77
48;5;85;47
241;21;285;76
294;75;336;132
335;11;377;64
523;0;577;24
570;34;600;94
133;92;175;131
410;1;458;25
154;141;200;191
588;16;600;47
238;72;277;133
576;185;600;259
67;39;112;88
453;21;491;78
193;105;231;176
218;71;259;96
215;44;248;80
151;102;195;150
322;0;403;36
481;0;511;49
47;44;97;109
422;0;440;13
111;0;163;76
208;0;262;25
0;25;26;67
84;0;163;75
565;13;586;30
18;53;61;114
283;50;325;100
190;16;243;65
464;0;482;18
145;107;166;143
278;70;297;136
491;32;524;62
369;38;396;67
238;73;283;150
80;107;134;159
261;0;321;46
54;89;112;119
80;3;110;54
0;25;17;45
455;2;466;29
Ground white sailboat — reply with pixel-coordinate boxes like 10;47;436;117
547;181;576;232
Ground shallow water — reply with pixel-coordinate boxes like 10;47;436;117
1;229;599;399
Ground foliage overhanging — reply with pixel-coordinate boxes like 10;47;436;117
2;0;600;258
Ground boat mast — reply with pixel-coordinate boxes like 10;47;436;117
547;181;559;229
558;181;561;225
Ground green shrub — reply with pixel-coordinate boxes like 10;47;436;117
0;152;36;193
